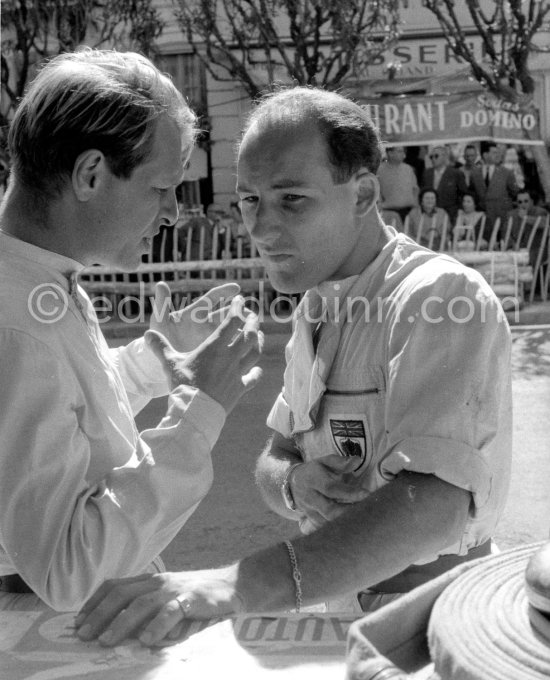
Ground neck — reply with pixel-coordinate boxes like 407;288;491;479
333;215;391;280
0;182;84;263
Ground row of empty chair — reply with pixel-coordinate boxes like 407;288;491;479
392;212;549;303
79;211;549;317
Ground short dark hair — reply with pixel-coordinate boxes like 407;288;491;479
242;86;382;183
419;187;438;203
462;190;478;208
9;48;197;198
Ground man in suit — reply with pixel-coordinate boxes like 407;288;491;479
421;146;467;224
470;142;518;241
507;189;548;269
459;144;481;190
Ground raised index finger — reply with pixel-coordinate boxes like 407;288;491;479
187;283;240;314
151;282;173;322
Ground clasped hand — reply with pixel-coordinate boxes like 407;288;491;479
291;455;370;528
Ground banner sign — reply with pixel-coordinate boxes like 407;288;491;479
0;603;358;680
359;91;544;146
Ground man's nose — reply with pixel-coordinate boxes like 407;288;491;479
160;189;179;227
245;199;274;240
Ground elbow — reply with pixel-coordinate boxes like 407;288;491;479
428;478;472;550
402;472;471;552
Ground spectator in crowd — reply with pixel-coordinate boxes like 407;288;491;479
453;192;486;250
75;87;512;647
406;188;451;251
503;147;526;191
470;142;518;241
508;189;548;268
458;144;481;191
421;145;467;224
377;145;418;222
0;49;262;611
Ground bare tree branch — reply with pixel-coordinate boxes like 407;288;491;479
425;0;549;99
425;0;550;201
173;0;400;98
1;0;164;154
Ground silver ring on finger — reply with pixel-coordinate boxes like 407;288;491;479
176;595;192;619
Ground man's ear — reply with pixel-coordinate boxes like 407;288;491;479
354;171;379;217
72;150;106;201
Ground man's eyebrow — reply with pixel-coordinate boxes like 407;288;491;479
236;179;310;192
271;179;310;189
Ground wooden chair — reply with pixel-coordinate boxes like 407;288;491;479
486;217;502;252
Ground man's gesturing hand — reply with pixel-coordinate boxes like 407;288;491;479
149;281;244;353
145;295;263;414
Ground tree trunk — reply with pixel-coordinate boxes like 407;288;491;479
530;144;550;205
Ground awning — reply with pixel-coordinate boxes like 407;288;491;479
356;89;544;147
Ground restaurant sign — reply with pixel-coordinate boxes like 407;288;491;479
360;91;544;146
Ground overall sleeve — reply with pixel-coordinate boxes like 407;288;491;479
109;336;170;415
0;329;225;611
379;268;512;550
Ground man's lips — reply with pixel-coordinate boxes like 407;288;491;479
259;245;294;260
262;252;292;262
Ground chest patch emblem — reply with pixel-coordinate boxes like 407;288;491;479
330;419;367;471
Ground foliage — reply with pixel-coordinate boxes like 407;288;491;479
173;0;401;98
424;0;550;101
424;1;550;201
1;0;164;130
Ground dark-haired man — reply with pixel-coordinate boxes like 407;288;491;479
471;142;518;239
76;86;512;646
458;144;481;190
508;189;548;274
421;146;467;224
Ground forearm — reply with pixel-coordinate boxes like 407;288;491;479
235;473;471;611
2;384;223;611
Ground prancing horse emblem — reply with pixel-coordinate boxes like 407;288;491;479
330;419;367;471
